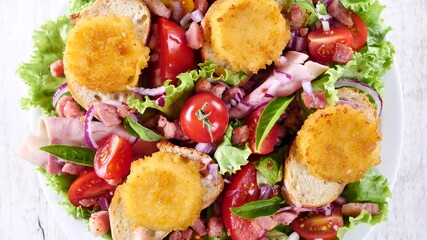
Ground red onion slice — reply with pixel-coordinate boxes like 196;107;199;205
129;86;166;96
302;80;313;95
52;83;69;108
279;203;334;216
190;9;204;23
335;79;383;117
98;197;109;211
84;106;98;150
180;13;192;27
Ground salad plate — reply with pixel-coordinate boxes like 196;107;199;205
32;63;402;240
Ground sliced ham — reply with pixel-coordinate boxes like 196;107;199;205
327;0;353;26
144;0;171;19
272;211;299;225
207;216;223;237
93;101;121;127
302;91;328;109
89;211;110;237
185;22;204;49
342;203;381;217
333;43;354;64
229;51;328;119
50;60;64;77
254;216;278;231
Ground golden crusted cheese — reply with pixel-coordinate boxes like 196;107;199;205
296;105;382;184
121;152;205;231
64;14;149;93
203;0;290;73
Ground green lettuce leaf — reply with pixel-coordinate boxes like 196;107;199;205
312;0;395;104
68;0;94;13
214;123;252;175
36;167;93;220
18;16;71;115
196;61;248;86
337;169;391;239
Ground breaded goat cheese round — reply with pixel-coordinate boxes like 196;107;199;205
201;0;290;73
64;14;150;94
120;152;205;231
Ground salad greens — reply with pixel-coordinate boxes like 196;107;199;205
254;145;288;186
230;196;284;219
39;145;95;167
123;116;164;142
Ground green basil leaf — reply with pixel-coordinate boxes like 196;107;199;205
229;196;283;219
39;145;95;167
123;116;164;142
255;97;294;152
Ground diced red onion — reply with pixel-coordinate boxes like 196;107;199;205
335;79;383;117
180;13;192;26
190;9;204;23
52;83;69;108
207;163;220;185
170;0;184;22
302;80;313;95
129;86;166;96
293;37;308;52
279;203;334;216
84;106;98;150
234;90;244;102
156;95;166;107
288;232;300;240
259;185;272;200
321;20;331;31
230;99;238;107
195;142;217;154
98;197;109;211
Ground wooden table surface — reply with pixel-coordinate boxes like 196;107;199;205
1;0;426;239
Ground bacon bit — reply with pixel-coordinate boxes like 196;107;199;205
56;95;85;118
192;217;207;236
62;162;87;175
232;125;250;145
302;91;328;109
144;0;171;19
342;203;381;217
207;216;224;237
50;60;64;77
327;0;353;26
333;43;354;64
89;211;110;237
195;0;208;14
195;78;213;93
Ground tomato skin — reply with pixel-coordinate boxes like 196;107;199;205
68;171;116;207
290;209;344;240
180;93;229;143
94;134;133;182
308;26;353;64
247;109;279;155
149;18;195;87
348;13;368;51
221;163;262;240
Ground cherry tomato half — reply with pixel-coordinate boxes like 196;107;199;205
94;134;133;182
180;93;229;143
348;13;368;51
221;163;261;240
68;171;116;207
290;208;344;240
308;26;353;64
247;109;279;155
149;18;195;87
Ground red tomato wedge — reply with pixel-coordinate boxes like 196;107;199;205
247;109;278;155
180;93;229;143
290;209;344;240
94;134;133;182
308;26;353;64
221;163;262;240
348;13;368;51
149;18;195;87
68;171;116;207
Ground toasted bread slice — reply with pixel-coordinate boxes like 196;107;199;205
283;88;379;207
110;141;224;240
283;143;345;208
66;0;151;110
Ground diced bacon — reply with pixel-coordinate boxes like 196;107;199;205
254;216;277;231
272;211;298;226
89;211;110;237
342;203;381;217
288;4;308;29
56;95;84;118
185;22;204;49
133;227;152;240
192;217;207;236
79;198;98;208
195;78;212;93
327;0;353;26
144;0;171;19
157;116;189;140
299;28;309;37
333;43;354;64
195;0;208;14
93;101;121;127
302;91;328;109
169;228;193;240
62;162;87;175
232;125;250;145
211;84;227;99
222;86;245;104
207;216;223;237
50;60;64;77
